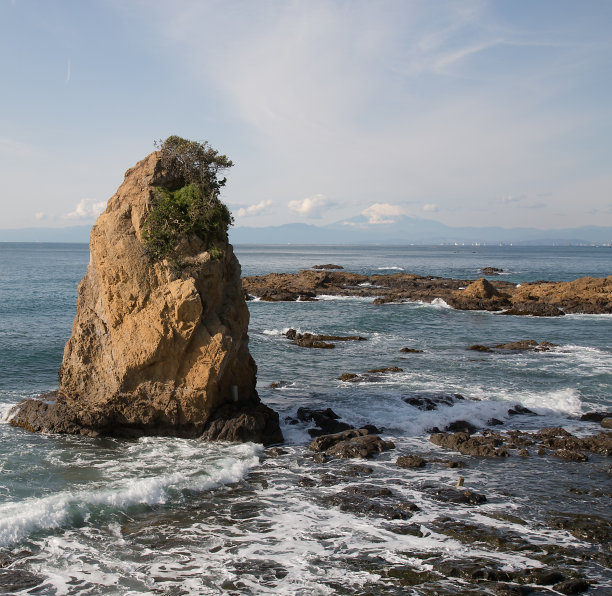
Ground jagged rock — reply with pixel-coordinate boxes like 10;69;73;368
493;339;558;351
367;366;403;374
430;432;509;457
448;278;511;311
553;579;590;595
396;455;427;468
501;302;565;316
480;267;503;275
403;393;465;410
602;417;612;429
284;329;366;349
445;420;479;434
400;347;424;353
10;151;281;444
427;487;487;505
295;407;352;437
312;264;343;270
309;428;395;458
580;411;612;423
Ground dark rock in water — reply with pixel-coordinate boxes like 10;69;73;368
285;329;366;349
367;366;403;374
0;569;44;593
322;486;419;520
480;267;503;275
517;448;530;457
338;373;360;382
312;264;343;270
199;401;283;446
602;417;612;429
267;447;288;457
493;339;558;351
507;404;536;416
580;411;612;423
430;432;509;457
487;418;504;426
309;428;395;458
548;512;612;543
268;380;290;389
296;407;352;437
445;420;479;434
403;393;465;410
396;455;427;468
428;486;487;505
469;344;493;352
555;448;588;462
553;579;590;595
400;347;424;353
501;302;565;316
528;569;565;585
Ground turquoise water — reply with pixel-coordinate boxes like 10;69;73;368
0;243;611;594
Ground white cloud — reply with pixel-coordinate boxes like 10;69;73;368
288;194;333;218
361;203;406;225
235;199;273;218
34;212;46;221
422;203;438;213
63;198;107;220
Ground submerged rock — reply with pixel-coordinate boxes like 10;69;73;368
309;428;395;458
11;148;281;444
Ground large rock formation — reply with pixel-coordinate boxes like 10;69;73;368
11;151;282;444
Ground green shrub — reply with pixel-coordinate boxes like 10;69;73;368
142;137;234;261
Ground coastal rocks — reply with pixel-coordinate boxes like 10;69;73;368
10;150;281;443
322;485;419;519
243;270;612;315
480;267;503;275
580;411;612;423
285;329;366;349
430;432;510;457
447;278;511;311
338;366;403;383
294;407;352;437
311;264;343;270
403;393;465;410
469;339;558;352
400;347;424;353
396;454;427;468
309;428;395;459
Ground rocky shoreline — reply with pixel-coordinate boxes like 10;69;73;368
242;269;612;315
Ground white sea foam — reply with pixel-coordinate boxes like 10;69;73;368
0;441;261;547
377;266;404;271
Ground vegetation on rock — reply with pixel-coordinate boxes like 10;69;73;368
143;136;234;261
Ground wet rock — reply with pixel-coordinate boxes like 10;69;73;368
338;373;360;382
494;339;558;351
480;267;504;275
266;447;288;457
0;569;44;593
488;418;504;426
400;347;424;353
396;455;427;468
296;407;353;437
501;302;565;316
445;420;479;434
285;329;366;349
430;432;509;457
470;344;493;352
528;569;565;585
428;487;487;505
367;366;403;374
555;449;588;462
323;486;419;520
312;264;343;270
403;393;465;410
298;476;316;487
553;578;590;594
508;404;537;416
309;428;395;459
548;512;612;543
517;449;530;457
579;411;612;423
312;453;328;464
268;380;290;389
602;417;612;429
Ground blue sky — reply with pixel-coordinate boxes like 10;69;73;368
1;0;611;231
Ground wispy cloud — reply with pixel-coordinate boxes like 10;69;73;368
423;204;438;213
63;198;106;220
288;194;334;218
235;199;272;218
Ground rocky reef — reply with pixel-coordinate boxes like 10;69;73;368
11;146;281;444
243;270;612;315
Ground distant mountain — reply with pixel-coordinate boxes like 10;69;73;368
229;216;612;245
2;218;611;245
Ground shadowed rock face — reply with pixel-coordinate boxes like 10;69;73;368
11;152;282;444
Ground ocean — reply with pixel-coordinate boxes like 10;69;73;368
0;243;611;595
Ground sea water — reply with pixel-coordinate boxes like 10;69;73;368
0;243;610;594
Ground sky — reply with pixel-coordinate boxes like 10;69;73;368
1;0;611;232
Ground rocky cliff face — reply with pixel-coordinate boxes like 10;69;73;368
11;152;282;444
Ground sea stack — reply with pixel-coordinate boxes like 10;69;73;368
11;138;282;444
